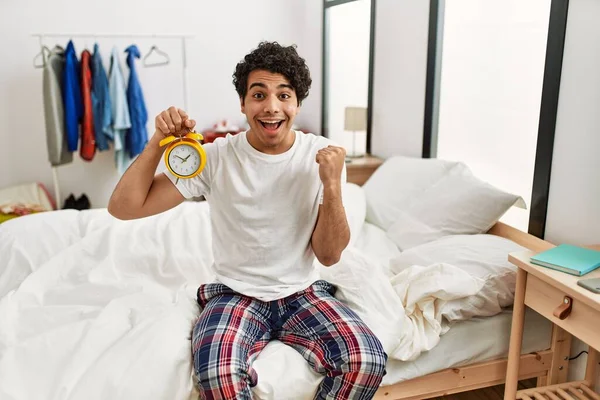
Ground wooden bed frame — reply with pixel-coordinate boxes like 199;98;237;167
373;221;570;400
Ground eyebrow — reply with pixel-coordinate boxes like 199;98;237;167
249;82;294;91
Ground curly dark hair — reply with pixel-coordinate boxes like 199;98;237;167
233;41;312;105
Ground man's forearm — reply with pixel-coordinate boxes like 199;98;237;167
311;184;350;266
108;134;164;217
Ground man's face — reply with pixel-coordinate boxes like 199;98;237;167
241;70;300;154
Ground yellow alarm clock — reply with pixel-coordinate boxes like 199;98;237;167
159;132;207;179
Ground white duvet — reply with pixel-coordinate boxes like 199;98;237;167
0;202;483;400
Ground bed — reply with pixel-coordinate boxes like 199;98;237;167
0;156;569;400
372;220;563;400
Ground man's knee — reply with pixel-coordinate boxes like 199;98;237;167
345;336;387;379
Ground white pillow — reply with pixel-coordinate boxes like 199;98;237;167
388;234;527;322
363;156;465;230
341;183;366;246
386;170;525;250
364;156;524;250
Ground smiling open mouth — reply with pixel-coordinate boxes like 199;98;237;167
259;120;284;130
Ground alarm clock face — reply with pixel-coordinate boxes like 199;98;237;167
168;144;202;177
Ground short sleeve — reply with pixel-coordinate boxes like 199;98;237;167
163;141;217;199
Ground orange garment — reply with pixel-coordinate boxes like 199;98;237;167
80;50;96;161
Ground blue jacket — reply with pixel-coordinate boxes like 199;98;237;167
124;45;148;158
63;40;83;152
91;44;112;151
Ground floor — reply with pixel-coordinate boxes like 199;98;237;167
435;379;536;400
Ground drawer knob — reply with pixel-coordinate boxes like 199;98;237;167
553;296;573;320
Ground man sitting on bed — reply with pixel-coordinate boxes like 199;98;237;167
108;41;387;400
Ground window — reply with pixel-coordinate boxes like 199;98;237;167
322;0;374;156
431;0;551;231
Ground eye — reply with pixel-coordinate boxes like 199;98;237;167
280;93;291;100
252;92;264;99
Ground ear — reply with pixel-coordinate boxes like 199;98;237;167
240;96;245;114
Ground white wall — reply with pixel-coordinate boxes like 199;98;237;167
371;0;430;158
543;0;600;386
0;0;322;208
436;0;550;232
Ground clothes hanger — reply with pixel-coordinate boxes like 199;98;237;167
143;45;170;67
33;46;50;68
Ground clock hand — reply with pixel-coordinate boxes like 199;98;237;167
184;154;191;161
174;155;185;161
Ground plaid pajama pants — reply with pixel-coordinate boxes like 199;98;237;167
192;280;387;400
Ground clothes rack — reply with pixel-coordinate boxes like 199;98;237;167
31;32;195;207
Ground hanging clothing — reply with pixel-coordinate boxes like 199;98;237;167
108;46;132;174
124;45;148;158
79;49;96;161
91;43;112;152
63;40;83;152
42;45;73;167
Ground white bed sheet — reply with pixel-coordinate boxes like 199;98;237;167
353;222;401;276
381;308;551;386
351;222;553;386
0;206;552;400
244;223;553;398
244;307;552;399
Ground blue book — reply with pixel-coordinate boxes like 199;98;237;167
530;244;600;276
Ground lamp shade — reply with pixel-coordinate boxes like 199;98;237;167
344;106;367;131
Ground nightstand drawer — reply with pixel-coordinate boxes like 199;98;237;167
525;274;600;350
347;166;379;186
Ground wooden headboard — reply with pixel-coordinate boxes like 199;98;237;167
487;221;554;253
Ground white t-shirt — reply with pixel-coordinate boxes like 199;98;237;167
164;130;346;301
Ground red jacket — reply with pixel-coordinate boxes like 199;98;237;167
80;50;96;161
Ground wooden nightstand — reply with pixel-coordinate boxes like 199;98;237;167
504;250;600;400
346;155;383;186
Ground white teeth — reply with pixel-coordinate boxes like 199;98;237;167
259;119;283;130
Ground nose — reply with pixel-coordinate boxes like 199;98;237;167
263;94;281;114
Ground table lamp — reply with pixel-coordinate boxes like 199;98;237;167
344;106;367;158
